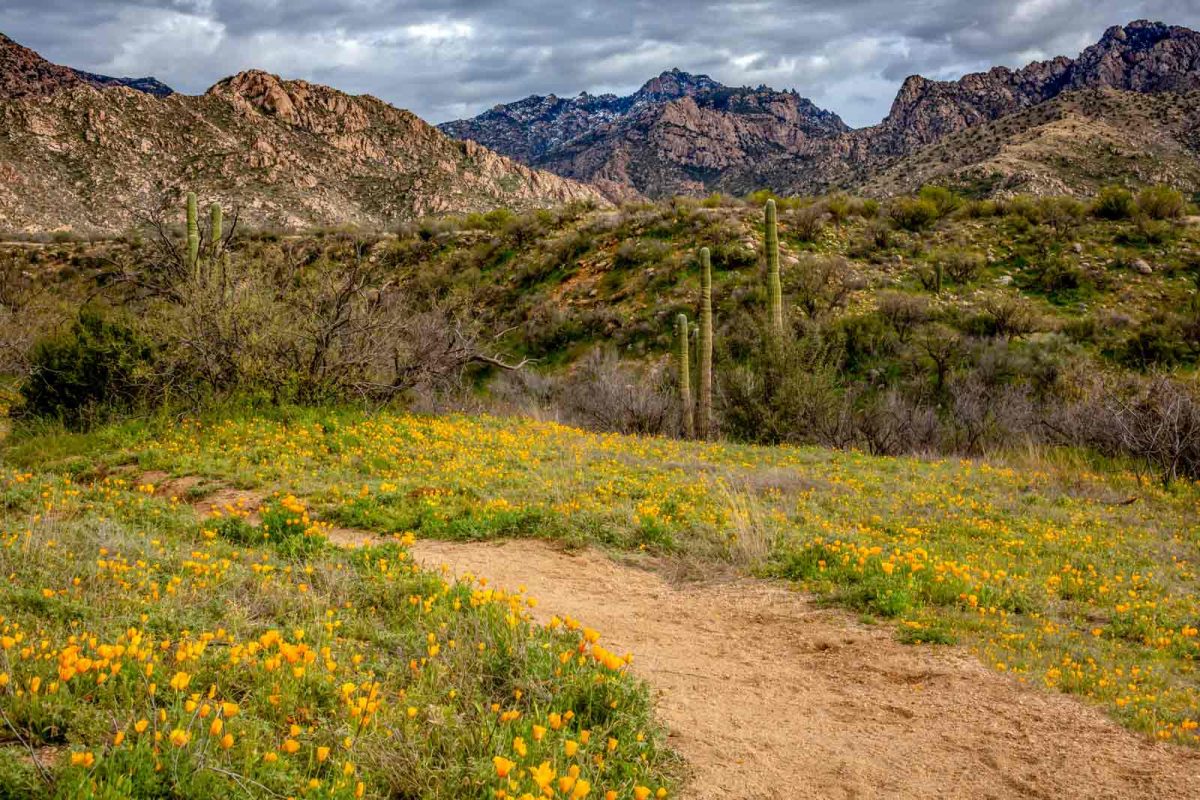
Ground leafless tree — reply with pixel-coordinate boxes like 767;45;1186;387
0;252;53;373
1101;375;1200;486
559;348;676;436
877;292;929;343
788;254;859;319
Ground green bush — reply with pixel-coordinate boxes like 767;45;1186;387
1136;185;1185;220
917;185;962;218
888;197;939;232
20;310;153;426
1091;185;1135;220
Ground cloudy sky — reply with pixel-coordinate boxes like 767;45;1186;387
3;1;1199;127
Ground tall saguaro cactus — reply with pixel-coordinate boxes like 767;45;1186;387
676;313;694;439
185;192;200;278
209;202;223;259
765;199;783;338
698;247;713;439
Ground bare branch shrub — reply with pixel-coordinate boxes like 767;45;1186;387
558;348;677;436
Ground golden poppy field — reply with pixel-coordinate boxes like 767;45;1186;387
1;406;1198;796
0;423;677;797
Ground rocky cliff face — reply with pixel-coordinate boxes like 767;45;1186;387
0;66;607;233
0;32;172;99
440;69;848;199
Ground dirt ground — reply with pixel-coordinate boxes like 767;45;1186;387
409;538;1200;800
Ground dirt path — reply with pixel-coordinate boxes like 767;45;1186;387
410;538;1200;800
160;478;1199;798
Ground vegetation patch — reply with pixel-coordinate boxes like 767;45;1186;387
0;468;676;798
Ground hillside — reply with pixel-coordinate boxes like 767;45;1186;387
863;88;1200;196
0;68;607;233
443;20;1200;198
0;32;171;99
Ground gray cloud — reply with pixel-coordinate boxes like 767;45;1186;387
3;1;1200;127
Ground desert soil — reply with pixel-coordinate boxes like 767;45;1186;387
409;538;1200;800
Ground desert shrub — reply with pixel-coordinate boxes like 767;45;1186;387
963;199;999;218
999;195;1041;224
787;204;826;242
945;374;1035;455
876;292;929;343
917;185;962;218
1091;185;1135;220
1110;315;1195;369
849;220;893;257
937;247;985;284
823;194;851;228
784;254;859;319
1136;185;1185;220
1068;373;1200;485
0;254;58;375
888;197;939;231
718;327;850;446
1132;216;1178;245
1026;255;1092;298
855;389;941;456
21;310;154;426
853;197;881;218
1038;196;1086;238
975;295;1040;341
559;348;677;436
613;238;671;269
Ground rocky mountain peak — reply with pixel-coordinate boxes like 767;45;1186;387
633;68;723;102
440;67;846;198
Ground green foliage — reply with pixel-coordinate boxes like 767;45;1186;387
20;311;153;427
1091;185;1135;220
1136;184;1186;220
888;197;939;231
718;326;844;445
917;185;962;218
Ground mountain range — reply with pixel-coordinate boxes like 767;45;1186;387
441;20;1200;199
0;34;605;233
2;20;1200;234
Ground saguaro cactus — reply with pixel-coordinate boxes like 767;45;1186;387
209;202;223;259
765;199;783;337
698;247;713;439
186;192;199;276
676;313;694;439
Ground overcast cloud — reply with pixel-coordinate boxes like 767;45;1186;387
3;1;1200;127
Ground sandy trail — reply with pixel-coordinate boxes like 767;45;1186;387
409;538;1200;800
161;478;1199;799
